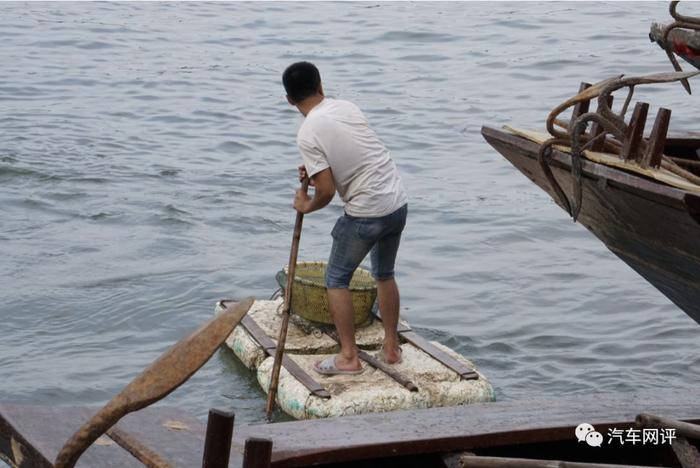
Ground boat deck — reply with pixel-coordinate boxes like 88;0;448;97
2;390;699;467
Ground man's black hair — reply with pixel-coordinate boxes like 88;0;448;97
283;62;321;103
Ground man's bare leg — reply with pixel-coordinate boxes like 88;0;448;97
377;277;401;363
327;287;362;371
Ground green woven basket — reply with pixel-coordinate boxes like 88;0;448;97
277;261;377;326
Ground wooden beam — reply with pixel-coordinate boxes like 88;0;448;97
621;102;649;161
201;409;235;468
456;454;654;468
242;438;272;468
321;328;419;392
106;427;172;468
641;108;672;168
401;331;478;380
240;315;331;399
371;312;478;381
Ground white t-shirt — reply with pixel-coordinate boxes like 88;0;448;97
296;98;407;217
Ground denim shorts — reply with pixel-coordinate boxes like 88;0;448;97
325;204;408;289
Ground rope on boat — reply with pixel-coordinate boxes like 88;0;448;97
539;71;700;222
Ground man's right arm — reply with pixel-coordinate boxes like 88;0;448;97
295;168;335;214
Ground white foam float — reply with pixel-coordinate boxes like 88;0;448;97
216;299;494;420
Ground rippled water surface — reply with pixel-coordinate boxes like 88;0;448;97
2;2;699;426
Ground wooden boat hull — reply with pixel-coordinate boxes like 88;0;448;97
2;390;699;467
482;126;700;326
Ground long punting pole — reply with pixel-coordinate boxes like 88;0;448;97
266;177;310;421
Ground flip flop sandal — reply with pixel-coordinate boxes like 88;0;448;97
313;355;364;375
375;345;403;364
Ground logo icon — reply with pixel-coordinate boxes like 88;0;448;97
575;423;603;447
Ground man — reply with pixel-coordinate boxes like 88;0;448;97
282;61;408;375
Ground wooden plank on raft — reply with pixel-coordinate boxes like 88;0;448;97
320;327;418;392
239;315;331;399
234;390;700;467
372;312;478;380
400;331;478;380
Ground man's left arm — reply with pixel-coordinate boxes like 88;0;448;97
294;167;335;214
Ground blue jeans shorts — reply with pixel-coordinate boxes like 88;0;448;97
325;204;408;289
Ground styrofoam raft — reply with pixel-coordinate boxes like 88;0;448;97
216;299;494;419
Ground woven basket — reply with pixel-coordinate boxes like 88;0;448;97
278;261;377;325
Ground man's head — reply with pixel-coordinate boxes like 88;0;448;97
283;62;323;105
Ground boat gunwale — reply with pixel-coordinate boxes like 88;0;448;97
481;125;700;213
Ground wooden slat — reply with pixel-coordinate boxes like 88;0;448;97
400;331;478;380
320;327;418;392
202;409;235;468
356;350;418;392
642;108;672;168
240;315;331;399
589;95;613;152
235;390;700;467
106;426;172;467
0;405;145;468
111;407;229;468
242;438;273;468
455;454;654;468
240;316;277;353
370;312;477;380
621;102;649;161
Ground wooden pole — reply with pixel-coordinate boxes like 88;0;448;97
201;409;235;468
266;178;310;421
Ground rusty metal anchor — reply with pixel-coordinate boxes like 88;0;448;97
539;71;699;221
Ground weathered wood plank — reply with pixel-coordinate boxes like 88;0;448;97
320;327;418;392
371;312;477;381
642;108;672;169
621;102;649;161
589;95;613;152
481;125;700;326
0;405;247;468
456;454;654;468
0;405;142;468
202;409;235;468
240;315;331;399
235;391;700;467
112;406;236;468
400;331;478;380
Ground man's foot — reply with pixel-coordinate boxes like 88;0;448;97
375;345;402;364
313;355;363;375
